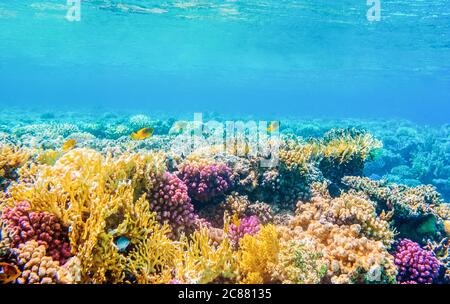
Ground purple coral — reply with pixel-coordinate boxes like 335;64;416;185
148;172;197;238
394;239;440;284
1;201;72;264
177;161;233;202
228;216;260;247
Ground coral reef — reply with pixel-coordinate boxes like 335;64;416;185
0;111;449;284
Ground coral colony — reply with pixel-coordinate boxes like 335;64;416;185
0;110;449;284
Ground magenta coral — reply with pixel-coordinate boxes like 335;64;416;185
1;201;72;264
177;162;233;202
394;239;440;284
148;172;197;238
228;216;260;247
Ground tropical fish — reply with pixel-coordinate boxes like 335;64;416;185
267;121;279;133
130;127;154;140
0;262;20;284
115;236;131;252
62;139;77;152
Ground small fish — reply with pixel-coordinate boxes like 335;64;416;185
130;127;154;140
115;236;131;252
0;263;20;284
62;139;77;152
267;121;279;133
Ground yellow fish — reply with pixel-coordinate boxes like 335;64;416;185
130;127;154;140
267;121;279;133
62;139;77;152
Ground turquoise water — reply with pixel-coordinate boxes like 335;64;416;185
1;0;449;122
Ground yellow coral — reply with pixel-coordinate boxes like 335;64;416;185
279;142;320;173
237;224;280;284
0;143;31;190
172;228;238;284
320;132;382;164
7;148;168;283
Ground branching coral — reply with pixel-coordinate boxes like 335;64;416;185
1;201;71;264
14;240;71;284
272;240;328;284
228;216;260;248
343;176;450;243
0;143;31;191
6;148;168;283
172;228;238;284
177;155;233;202
148;172;197;239
318;128;382;186
237;224;280;284
286;192;397;283
394;239;440;284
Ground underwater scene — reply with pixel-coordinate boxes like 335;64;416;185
1;1;450;286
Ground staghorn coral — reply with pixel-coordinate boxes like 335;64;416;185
319;128;382;187
394;239;440;284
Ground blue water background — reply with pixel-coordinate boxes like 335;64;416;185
0;1;449;123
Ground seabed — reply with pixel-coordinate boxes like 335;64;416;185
0;108;449;284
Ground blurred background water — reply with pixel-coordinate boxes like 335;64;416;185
0;0;449;123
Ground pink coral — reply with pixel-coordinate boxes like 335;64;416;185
394;239;440;284
228;216;260;247
1;201;72;264
148;172;197;238
177;161;233;202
